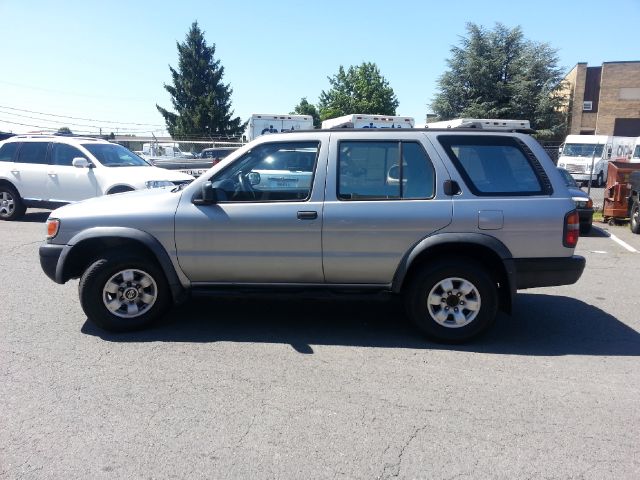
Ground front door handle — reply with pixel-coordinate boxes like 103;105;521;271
297;211;318;220
47;172;57;177
10;169;19;175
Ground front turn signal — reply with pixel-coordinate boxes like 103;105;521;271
46;218;60;239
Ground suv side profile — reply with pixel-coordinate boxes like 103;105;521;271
0;135;193;220
39;129;585;342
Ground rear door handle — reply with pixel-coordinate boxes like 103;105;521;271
297;211;317;220
10;169;19;175
47;172;57;177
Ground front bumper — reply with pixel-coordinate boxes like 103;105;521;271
39;243;65;283
512;256;586;290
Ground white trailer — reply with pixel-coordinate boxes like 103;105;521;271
321;114;414;130
557;134;635;186
424;118;531;130
243;114;313;142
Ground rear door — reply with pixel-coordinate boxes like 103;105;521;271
11;142;49;200
322;132;454;284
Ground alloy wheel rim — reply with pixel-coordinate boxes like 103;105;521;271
0;191;15;218
102;269;158;319
427;277;481;328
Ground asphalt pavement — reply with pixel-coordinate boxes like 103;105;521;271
1;211;639;479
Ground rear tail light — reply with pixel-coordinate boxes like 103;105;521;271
563;210;580;248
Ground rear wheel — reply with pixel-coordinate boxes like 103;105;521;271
79;252;171;332
404;259;498;343
580;221;592;235
0;185;26;221
631;201;640;234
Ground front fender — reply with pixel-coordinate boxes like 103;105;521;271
57;227;188;302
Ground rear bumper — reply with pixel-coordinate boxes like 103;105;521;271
39;243;65;283
512;256;586;290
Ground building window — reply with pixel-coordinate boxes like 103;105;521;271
583;101;593;111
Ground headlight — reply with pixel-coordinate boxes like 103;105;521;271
46;218;60;239
145;180;174;189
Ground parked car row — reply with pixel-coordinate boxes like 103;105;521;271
0;135;193;220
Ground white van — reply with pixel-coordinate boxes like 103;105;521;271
630;137;640;163
557;135;635;186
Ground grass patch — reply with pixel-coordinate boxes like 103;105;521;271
593;210;604;222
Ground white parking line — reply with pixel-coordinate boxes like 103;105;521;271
609;234;638;253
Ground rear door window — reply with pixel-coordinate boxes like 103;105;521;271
0;143;18;162
337;141;435;200
437;135;550;196
16;142;49;165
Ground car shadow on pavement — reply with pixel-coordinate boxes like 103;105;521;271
582;225;611;237
81;293;640;356
15;211;49;223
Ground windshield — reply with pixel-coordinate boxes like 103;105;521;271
83;143;150;167
562;143;605;157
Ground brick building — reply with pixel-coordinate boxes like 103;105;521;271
559;61;640;136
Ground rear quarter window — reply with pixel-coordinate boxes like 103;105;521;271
437;135;551;196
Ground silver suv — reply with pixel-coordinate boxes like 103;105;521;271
39;129;585;342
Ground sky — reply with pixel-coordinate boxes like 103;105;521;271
1;0;639;136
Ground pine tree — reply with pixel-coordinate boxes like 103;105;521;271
431;23;567;139
157;21;244;139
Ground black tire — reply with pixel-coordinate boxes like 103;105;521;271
404;259;498;343
579;221;592;235
0;184;26;221
631;201;640;234
597;172;604;188
79;252;171;332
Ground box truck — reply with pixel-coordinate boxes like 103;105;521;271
424;118;531;130
243;114;313;142
321;114;414;130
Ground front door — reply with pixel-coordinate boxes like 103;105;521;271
46;143;98;202
175;139;326;283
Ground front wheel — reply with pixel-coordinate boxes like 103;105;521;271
631;201;640;234
404;259;498;343
79;252;171;332
0;185;26;221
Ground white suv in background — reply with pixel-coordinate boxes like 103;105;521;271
0;135;194;220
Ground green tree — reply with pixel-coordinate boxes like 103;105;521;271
57;127;72;135
157;21;243;139
291;97;321;128
431;23;567;139
318;62;399;120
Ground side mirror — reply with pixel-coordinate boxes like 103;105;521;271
72;157;93;168
247;171;261;186
192;181;226;205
